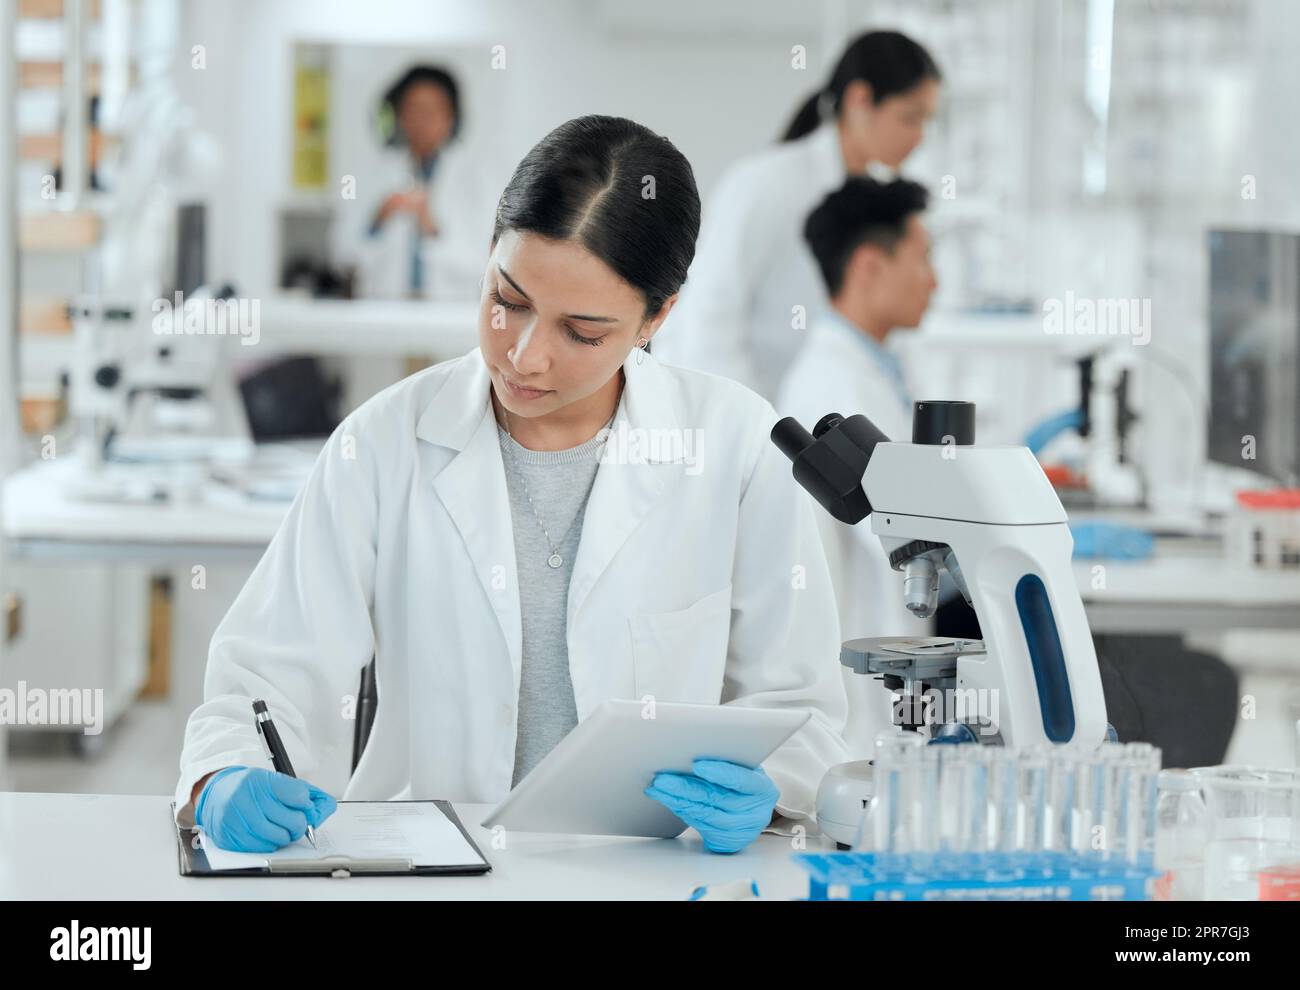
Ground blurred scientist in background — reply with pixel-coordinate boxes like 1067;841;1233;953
654;31;941;399
777;177;937;755
340;64;488;300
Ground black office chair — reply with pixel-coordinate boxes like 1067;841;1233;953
351;658;379;772
1093;633;1239;768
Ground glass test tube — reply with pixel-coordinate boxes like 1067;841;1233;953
1123;742;1162;866
1018;747;1050;865
916;745;942;864
859;731;925;863
987;747;1020;864
1044;746;1078;858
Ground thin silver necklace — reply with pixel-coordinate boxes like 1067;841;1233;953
500;385;621;569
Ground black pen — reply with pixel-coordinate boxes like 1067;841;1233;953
252;699;317;849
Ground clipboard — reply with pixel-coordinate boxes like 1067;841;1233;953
172;800;492;878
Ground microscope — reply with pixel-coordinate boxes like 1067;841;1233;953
772;400;1111;844
58;284;256;508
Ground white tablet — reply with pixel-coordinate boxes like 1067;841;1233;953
481;699;810;838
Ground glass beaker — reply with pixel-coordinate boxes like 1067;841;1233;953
1193;766;1300;900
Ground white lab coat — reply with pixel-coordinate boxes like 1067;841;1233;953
776;311;932;758
652;124;848;400
174;345;850;828
334;141;491;300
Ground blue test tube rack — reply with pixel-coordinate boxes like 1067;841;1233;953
800;739;1164;900
795;849;1161;901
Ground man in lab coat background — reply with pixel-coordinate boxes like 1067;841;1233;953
777;176;937;757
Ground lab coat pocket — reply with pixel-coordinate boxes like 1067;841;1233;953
629;584;733;704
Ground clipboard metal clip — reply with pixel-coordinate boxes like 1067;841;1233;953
267;855;415;878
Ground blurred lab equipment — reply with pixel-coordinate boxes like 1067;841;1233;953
1207;229;1299;488
772;400;1111;843
1194;765;1300;900
1069;520;1155;561
1199;228;1300;559
1155;768;1209;900
60;48;259;492
1226;490;1300;571
1026;351;1144;508
67;283;253;473
797;741;1162;900
1257;865;1300;901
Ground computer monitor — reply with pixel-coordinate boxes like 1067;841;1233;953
1207;229;1300;485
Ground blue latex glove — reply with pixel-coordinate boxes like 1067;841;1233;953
645;759;780;854
195;766;337;852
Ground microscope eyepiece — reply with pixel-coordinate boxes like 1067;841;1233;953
770;413;889;525
912;400;975;446
770;416;817;461
813;413;845;438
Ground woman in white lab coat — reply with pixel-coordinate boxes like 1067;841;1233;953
777;177;938;757
336;65;490;300
653;31;941;400
176;116;849;855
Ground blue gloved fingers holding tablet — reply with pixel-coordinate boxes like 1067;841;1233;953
645;758;781;854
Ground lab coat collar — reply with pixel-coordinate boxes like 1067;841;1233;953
416;345;683;693
814;308;912;412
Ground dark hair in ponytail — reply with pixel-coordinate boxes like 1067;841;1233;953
782;30;941;142
492;115;701;319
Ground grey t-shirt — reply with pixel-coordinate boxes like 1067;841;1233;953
498;420;608;787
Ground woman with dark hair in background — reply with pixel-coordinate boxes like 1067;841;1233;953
339;63;491;300
654;30;941;400
175;116;850;856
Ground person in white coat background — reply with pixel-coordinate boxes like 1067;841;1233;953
652;31;941;400
336;64;490;300
777;176;938;757
176;115;850;856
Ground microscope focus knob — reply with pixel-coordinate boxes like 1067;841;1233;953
93;364;121;389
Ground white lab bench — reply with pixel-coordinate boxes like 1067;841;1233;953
0;792;825;900
2;454;292;562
